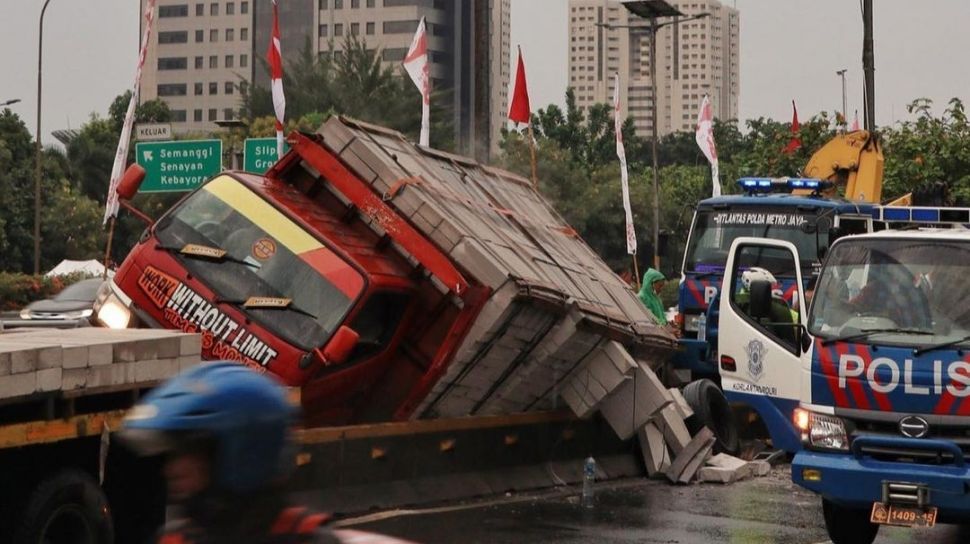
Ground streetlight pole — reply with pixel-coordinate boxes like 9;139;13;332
836;69;847;128
607;2;709;270
1;98;22;107
35;0;52;275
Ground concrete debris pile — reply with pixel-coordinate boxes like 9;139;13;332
560;343;769;485
0;328;201;401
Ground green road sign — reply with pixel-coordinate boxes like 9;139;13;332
136;139;222;193
244;138;289;173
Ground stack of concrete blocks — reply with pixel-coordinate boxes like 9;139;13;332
556;340;721;484
0;329;201;401
317;117;679;421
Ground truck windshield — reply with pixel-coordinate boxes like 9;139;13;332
154;175;365;351
684;208;827;274
808;239;970;347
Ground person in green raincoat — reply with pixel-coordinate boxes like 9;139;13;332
638;268;668;325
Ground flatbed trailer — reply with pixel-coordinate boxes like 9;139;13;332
0;329;640;543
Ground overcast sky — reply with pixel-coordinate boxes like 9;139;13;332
4;1;970;145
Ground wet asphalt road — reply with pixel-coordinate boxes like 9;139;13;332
347;466;970;544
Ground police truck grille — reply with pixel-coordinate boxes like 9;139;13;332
847;416;970;464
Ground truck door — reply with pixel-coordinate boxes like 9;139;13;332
719;237;805;452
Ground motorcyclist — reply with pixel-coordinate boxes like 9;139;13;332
120;362;340;543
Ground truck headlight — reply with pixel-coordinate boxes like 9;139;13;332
794;408;849;451
94;281;135;329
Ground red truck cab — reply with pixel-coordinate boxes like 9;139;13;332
96;170;426;424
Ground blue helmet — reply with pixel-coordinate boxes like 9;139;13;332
121;362;297;493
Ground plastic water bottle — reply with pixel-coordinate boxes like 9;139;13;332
697;312;707;342
582;456;596;508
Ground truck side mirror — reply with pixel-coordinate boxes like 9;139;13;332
319;325;359;367
748;280;772;319
117;164;146;201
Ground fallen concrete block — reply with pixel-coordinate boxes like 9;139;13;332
697;453;755;484
637;421;671;476
665;427;715;484
599;362;672;440
667;387;694;420
747;460;772;477
652;404;692;455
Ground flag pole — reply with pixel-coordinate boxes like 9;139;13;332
527;123;538;189
102;217;116;280
632;254;641;291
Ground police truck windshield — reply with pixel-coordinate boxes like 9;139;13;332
809;239;970;348
684;209;828;274
154;176;365;351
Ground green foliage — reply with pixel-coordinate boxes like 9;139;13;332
238;36;454;150
881;98;970;204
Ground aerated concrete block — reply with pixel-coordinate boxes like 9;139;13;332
132;359;180;384
10;348;38;374
665;427;715;484
450;238;507;289
0;352;10;376
599;363;673;440
747;460;772;477
668;387;694;420
638;422;672;476
0;372;36;398
179;334;202;356
35;367;63;393
62;368;87;391
652;404;692;455
698;454;754;484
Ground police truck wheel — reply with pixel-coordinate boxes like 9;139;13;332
682;379;739;455
14;469;114;544
822;498;878;544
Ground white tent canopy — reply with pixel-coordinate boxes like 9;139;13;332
44;259;113;278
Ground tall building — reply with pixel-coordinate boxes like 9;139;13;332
567;0;739;137
140;0;509;160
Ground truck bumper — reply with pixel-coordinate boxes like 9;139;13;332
793;440;970;520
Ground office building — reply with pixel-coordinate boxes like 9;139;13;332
568;0;739;137
141;0;510;160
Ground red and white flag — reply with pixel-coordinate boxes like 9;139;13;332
104;0;157;224
403;17;430;146
508;47;531;126
694;95;720;197
267;0;286;157
851;109;860;131
613;74;636;256
783;100;802;154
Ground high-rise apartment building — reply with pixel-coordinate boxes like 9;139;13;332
140;0;509;160
568;0;739;137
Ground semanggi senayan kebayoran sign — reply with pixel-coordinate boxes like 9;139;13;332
135;139;222;193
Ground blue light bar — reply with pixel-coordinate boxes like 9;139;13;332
736;177;829;193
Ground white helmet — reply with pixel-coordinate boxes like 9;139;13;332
742;267;777;290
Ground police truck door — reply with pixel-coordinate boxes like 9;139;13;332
719;237;806;452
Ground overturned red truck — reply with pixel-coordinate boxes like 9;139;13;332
95;116;677;426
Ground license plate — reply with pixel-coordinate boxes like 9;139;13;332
870;502;937;527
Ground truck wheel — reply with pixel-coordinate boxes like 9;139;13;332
14;469;114;544
682;379;739;455
822;498;878;544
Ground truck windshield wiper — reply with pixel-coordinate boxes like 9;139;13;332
821;328;933;346
156;243;259;269
913;335;970;357
215;296;318;321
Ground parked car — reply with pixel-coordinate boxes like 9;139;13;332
19;278;104;322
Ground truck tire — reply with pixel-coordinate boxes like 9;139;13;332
682;379;739;455
822;498;879;544
14;469;114;544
